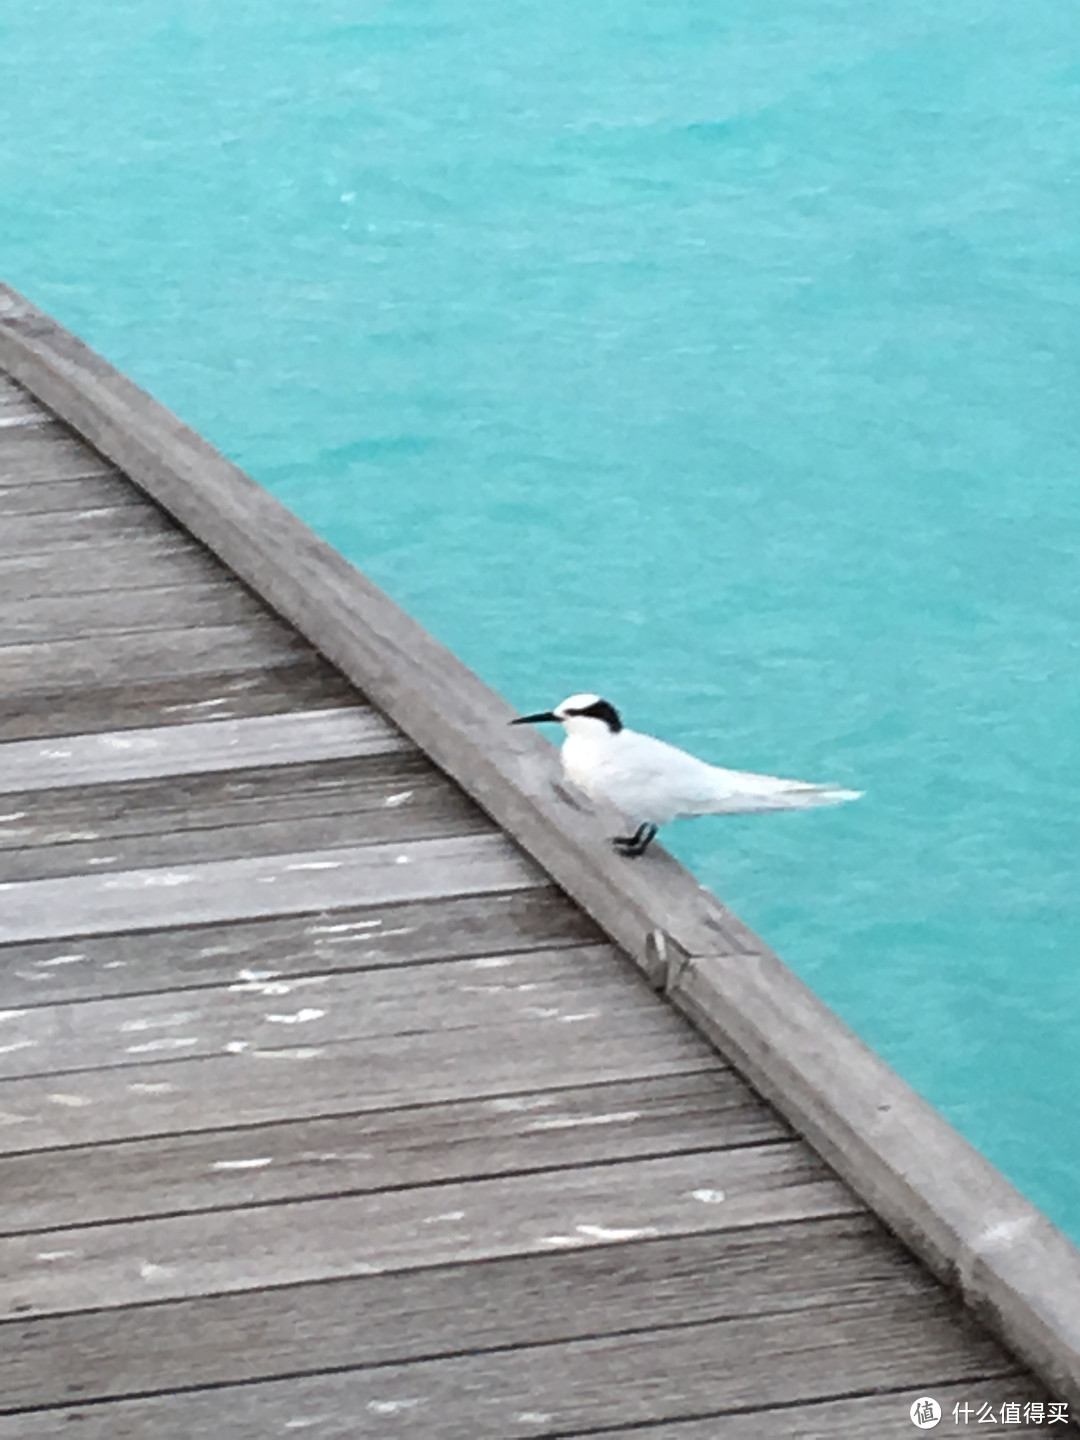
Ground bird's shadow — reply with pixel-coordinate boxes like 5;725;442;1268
553;779;591;813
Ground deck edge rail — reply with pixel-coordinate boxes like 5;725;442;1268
3;281;1079;1408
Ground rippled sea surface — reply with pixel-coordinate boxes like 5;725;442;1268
4;0;1080;1234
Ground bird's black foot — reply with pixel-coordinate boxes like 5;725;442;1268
612;823;658;858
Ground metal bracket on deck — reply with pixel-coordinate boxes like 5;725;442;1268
644;928;695;995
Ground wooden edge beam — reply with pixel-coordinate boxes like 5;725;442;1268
3;280;1079;1407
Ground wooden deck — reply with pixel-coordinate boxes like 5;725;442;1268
0;325;1077;1436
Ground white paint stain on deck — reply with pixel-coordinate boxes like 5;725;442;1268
121;1012;195;1032
126;1036;200;1054
252;1047;325;1060
543;1222;659;1246
231;974;330;997
307;920;382;935
489;1096;555;1113
576;1223;659;1242
528;1110;641;1131
139;1261;176;1281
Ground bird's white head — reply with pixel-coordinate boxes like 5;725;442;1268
511;694;623;735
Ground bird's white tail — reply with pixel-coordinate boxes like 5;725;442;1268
735;783;863;814
785;784;862;809
696;774;863;816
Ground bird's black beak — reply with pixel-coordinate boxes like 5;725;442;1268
510;711;559;726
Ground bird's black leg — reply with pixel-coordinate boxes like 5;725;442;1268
612;823;658;858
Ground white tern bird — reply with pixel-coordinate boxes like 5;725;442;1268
511;693;861;856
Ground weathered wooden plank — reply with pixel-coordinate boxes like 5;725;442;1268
594;1384;1048;1440
0;751;445;852
0;1217;998;1413
0;473;136;518
0;622;315;695
0;707;410;796
3;580;269;643
0;536;222;599
0;943;635;1080
0;502;177;552
0;782;490;881
0;1294;1014;1439
0;424;114;481
0;1071;783;1233
0;888;601;1008
0;506;178;550
0;749;487;882
0;997;714;1153
0;1144;852;1317
0;661;360;742
0;833;542;943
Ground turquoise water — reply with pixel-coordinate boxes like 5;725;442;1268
4;1;1080;1234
